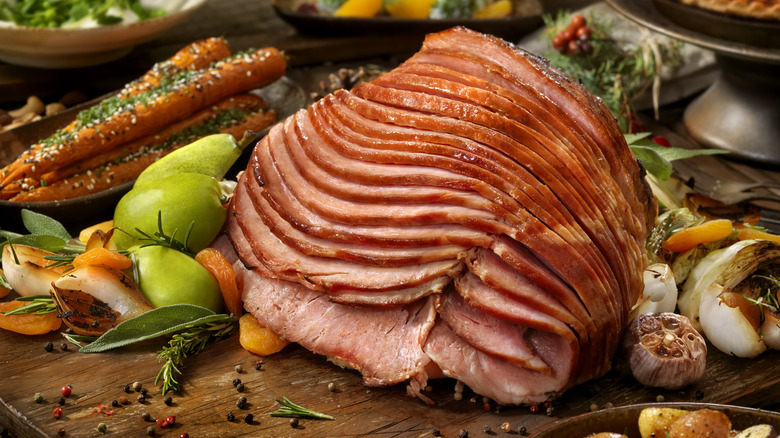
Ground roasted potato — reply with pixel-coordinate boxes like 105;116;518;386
638;407;689;438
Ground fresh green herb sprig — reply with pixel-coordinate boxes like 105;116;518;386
0;209;84;256
270;397;334;420
1;295;57;315
155;317;237;394
0;0;166;28
540;10;684;133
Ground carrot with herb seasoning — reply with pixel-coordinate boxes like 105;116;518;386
0;46;286;198
9;95;277;202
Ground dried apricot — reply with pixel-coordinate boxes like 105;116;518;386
195;248;242;316
239;313;289;356
72;247;131;270
662;219;733;253
0;300;61;335
738;227;780;244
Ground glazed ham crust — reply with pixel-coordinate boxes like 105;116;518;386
230;27;655;405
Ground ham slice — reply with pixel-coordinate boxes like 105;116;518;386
228;27;654;405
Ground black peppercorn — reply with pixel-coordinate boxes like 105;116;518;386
458;429;468;438
236;383;245;392
518;425;527;436
432;428;441;437
137;394;146;403
289;418;299;428
226;412;235;421
58;396;65;405
123;384;132;393
146;425;155;436
254;361;263;370
44;341;54;352
232;378;241;387
57;427;66;436
111;400;119;407
482;425;492;434
141;412;151;422
140;388;148;395
164;396;173;406
59;343;68;352
242;413;253;424
237;396;247;409
695;390;705;400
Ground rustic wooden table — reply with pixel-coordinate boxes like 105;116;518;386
4;1;780;437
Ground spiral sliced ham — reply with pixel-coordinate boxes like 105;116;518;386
229;27;655;405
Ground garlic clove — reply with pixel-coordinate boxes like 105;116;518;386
51;265;154;336
621;312;707;390
630;263;677;321
1;244;69;296
699;283;766;358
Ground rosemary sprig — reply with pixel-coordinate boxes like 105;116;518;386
134;211;196;257
1;295;58;315
270;397;334;420
155;316;238;394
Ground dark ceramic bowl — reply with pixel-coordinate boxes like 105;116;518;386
531;403;780;438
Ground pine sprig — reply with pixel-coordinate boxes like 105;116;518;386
541;10;684;132
270;397;334;420
155;316;238;394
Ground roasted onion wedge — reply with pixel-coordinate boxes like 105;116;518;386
1;244;69;297
51;265;154;336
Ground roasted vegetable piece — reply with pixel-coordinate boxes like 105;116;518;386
622;313;706;390
733;424;778;438
239;313;290;356
667;409;731;438
662;218;734;253
1;244;69;297
0;300;61;335
638;407;689;438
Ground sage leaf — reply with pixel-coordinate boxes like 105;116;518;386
21;209;71;241
5;234;70;253
631;145;674;181
80;304;223;353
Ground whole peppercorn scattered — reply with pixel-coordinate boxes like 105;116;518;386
164;396;173;406
146;425;155;436
546;406;555;417
58;396;66;406
34;393;43;403
482;425;492;434
60;385;72;397
166;416;176;426
111;400;119;407
289;418;299;428
237;396;247;409
44;341;54;352
656;395;665;403
123;384;132;393
59;343;68;352
140;388;148;396
156;419;167;428
254;360;264;370
695;390;705;400
432;428;441;437
327;382;336;392
529;404;539;414
236;383;245;392
118;396;129;405
589;403;599;412
97;423;107;434
180;434;189;438
232;378;241;387
132;382;142;392
53;407;63;419
500;422;511;433
235;364;244;373
137;394;146;403
518;425;528;436
482;402;490;411
141;412;152;422
457;429;469;438
57;427;66;436
226;412;235;421
242;413;253;424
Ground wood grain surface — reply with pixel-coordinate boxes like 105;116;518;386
2;317;780;438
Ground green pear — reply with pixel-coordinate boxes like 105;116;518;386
134;132;255;186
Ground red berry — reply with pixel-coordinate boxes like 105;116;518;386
567;40;581;55
571;14;587;29
552;34;566;51
482;402;491;411
576;26;591;41
60;386;71;397
166;416;176;425
652;136;671;147
53;407;63;419
559;28;574;43
530;404;539;414
180;434;189;438
157;419;167;427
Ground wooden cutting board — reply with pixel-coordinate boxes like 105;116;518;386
2;318;780;438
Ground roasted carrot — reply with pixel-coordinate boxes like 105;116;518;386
0;46;286;195
10;98;276;202
120;37;232;98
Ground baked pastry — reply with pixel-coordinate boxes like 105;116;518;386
674;0;780;21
